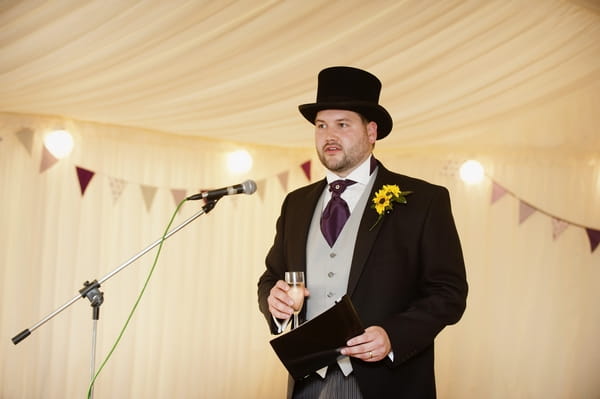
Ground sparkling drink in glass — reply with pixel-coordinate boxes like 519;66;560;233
285;271;305;329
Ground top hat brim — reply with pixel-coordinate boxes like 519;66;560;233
298;101;393;140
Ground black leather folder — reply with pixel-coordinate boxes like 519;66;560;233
269;295;364;380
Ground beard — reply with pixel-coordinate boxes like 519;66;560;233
317;145;368;175
318;151;348;173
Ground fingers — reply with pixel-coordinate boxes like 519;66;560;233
267;280;310;320
340;326;391;362
267;280;294;319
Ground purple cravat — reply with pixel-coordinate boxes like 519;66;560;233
320;179;356;247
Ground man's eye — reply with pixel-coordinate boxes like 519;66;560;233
316;123;326;129
339;122;348;128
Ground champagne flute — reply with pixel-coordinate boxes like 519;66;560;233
285;271;305;329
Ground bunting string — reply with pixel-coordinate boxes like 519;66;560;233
490;178;600;253
12;126;597;254
12;126;313;213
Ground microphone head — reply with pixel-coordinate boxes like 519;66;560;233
242;179;257;195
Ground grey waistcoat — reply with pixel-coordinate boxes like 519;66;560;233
305;174;376;320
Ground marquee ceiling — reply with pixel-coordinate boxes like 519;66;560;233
1;0;599;150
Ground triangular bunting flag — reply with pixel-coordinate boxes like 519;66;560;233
551;218;569;241
76;166;95;196
40;146;59;173
277;171;289;192
518;201;536;224
109;177;127;203
301;160;311;181
15;127;34;155
585;228;600;253
256;179;267;201
140;185;157;212
491;181;508;204
487;177;599;255
440;159;460;177
171;189;187;206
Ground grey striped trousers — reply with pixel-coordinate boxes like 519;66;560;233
292;365;363;399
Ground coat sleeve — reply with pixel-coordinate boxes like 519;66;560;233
379;185;468;365
257;195;290;334
257;181;323;335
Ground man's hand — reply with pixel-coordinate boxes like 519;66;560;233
267;280;310;320
340;326;391;362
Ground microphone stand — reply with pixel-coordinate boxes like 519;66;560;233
11;199;219;397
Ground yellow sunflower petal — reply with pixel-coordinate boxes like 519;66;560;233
383;184;401;197
373;192;389;214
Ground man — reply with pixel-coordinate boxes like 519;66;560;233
257;66;468;398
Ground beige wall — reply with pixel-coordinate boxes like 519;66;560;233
1;113;599;398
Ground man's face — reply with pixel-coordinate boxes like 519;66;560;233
314;109;377;177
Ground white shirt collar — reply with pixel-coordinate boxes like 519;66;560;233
325;155;373;186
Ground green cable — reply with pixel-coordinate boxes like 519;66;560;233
87;198;187;398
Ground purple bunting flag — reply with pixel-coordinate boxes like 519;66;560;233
301;160;311;181
586;228;600;253
76;166;95;196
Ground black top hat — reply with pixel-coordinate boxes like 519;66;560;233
298;66;393;139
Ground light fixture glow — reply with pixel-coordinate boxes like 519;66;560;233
459;160;484;184
44;129;74;159
227;150;253;174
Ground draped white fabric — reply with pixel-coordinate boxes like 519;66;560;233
1;113;599;398
0;0;598;150
1;113;302;398
1;0;600;398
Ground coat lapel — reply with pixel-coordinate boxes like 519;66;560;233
289;179;327;270
292;166;393;296
347;165;392;296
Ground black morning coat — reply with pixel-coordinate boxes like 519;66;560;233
258;161;468;398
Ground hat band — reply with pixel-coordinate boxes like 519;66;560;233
316;95;379;103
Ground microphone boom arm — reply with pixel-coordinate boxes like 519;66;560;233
11;199;218;345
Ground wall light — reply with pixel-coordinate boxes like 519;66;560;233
44;129;74;159
227;149;253;174
459;160;484;184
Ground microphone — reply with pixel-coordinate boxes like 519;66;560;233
186;179;257;201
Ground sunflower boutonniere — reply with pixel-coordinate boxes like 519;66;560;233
369;184;413;230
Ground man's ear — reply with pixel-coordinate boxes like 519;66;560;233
367;121;378;143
